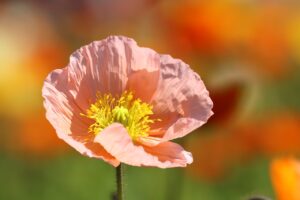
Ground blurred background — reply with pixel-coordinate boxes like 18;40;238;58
1;0;300;199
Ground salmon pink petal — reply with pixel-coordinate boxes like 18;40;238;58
43;68;90;136
43;68;119;166
150;55;213;141
94;123;193;168
137;136;163;147
126;69;160;102
67;36;160;109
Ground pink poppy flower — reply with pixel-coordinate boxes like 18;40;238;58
42;36;213;168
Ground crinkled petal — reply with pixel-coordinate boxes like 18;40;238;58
94;123;193;168
150;55;213;141
42;68;90;136
42;68;119;166
67;35;160;109
126;69;160;102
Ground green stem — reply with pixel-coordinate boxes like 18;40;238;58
116;164;124;200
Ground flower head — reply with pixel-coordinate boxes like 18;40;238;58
42;36;213;168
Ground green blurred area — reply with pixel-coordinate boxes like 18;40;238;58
0;153;274;200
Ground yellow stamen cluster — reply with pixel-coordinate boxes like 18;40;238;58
82;91;157;140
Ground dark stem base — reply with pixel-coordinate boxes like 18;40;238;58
116;164;124;200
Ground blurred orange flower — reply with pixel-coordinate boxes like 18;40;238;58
159;2;297;79
187;112;300;180
259;114;300;156
9;111;67;156
271;157;300;200
187;126;258;180
246;5;290;78
159;2;240;57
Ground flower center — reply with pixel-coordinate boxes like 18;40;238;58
112;106;129;124
82;91;158;140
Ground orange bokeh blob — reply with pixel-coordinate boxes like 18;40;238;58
271;157;300;200
10;111;68;156
188;113;300;180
